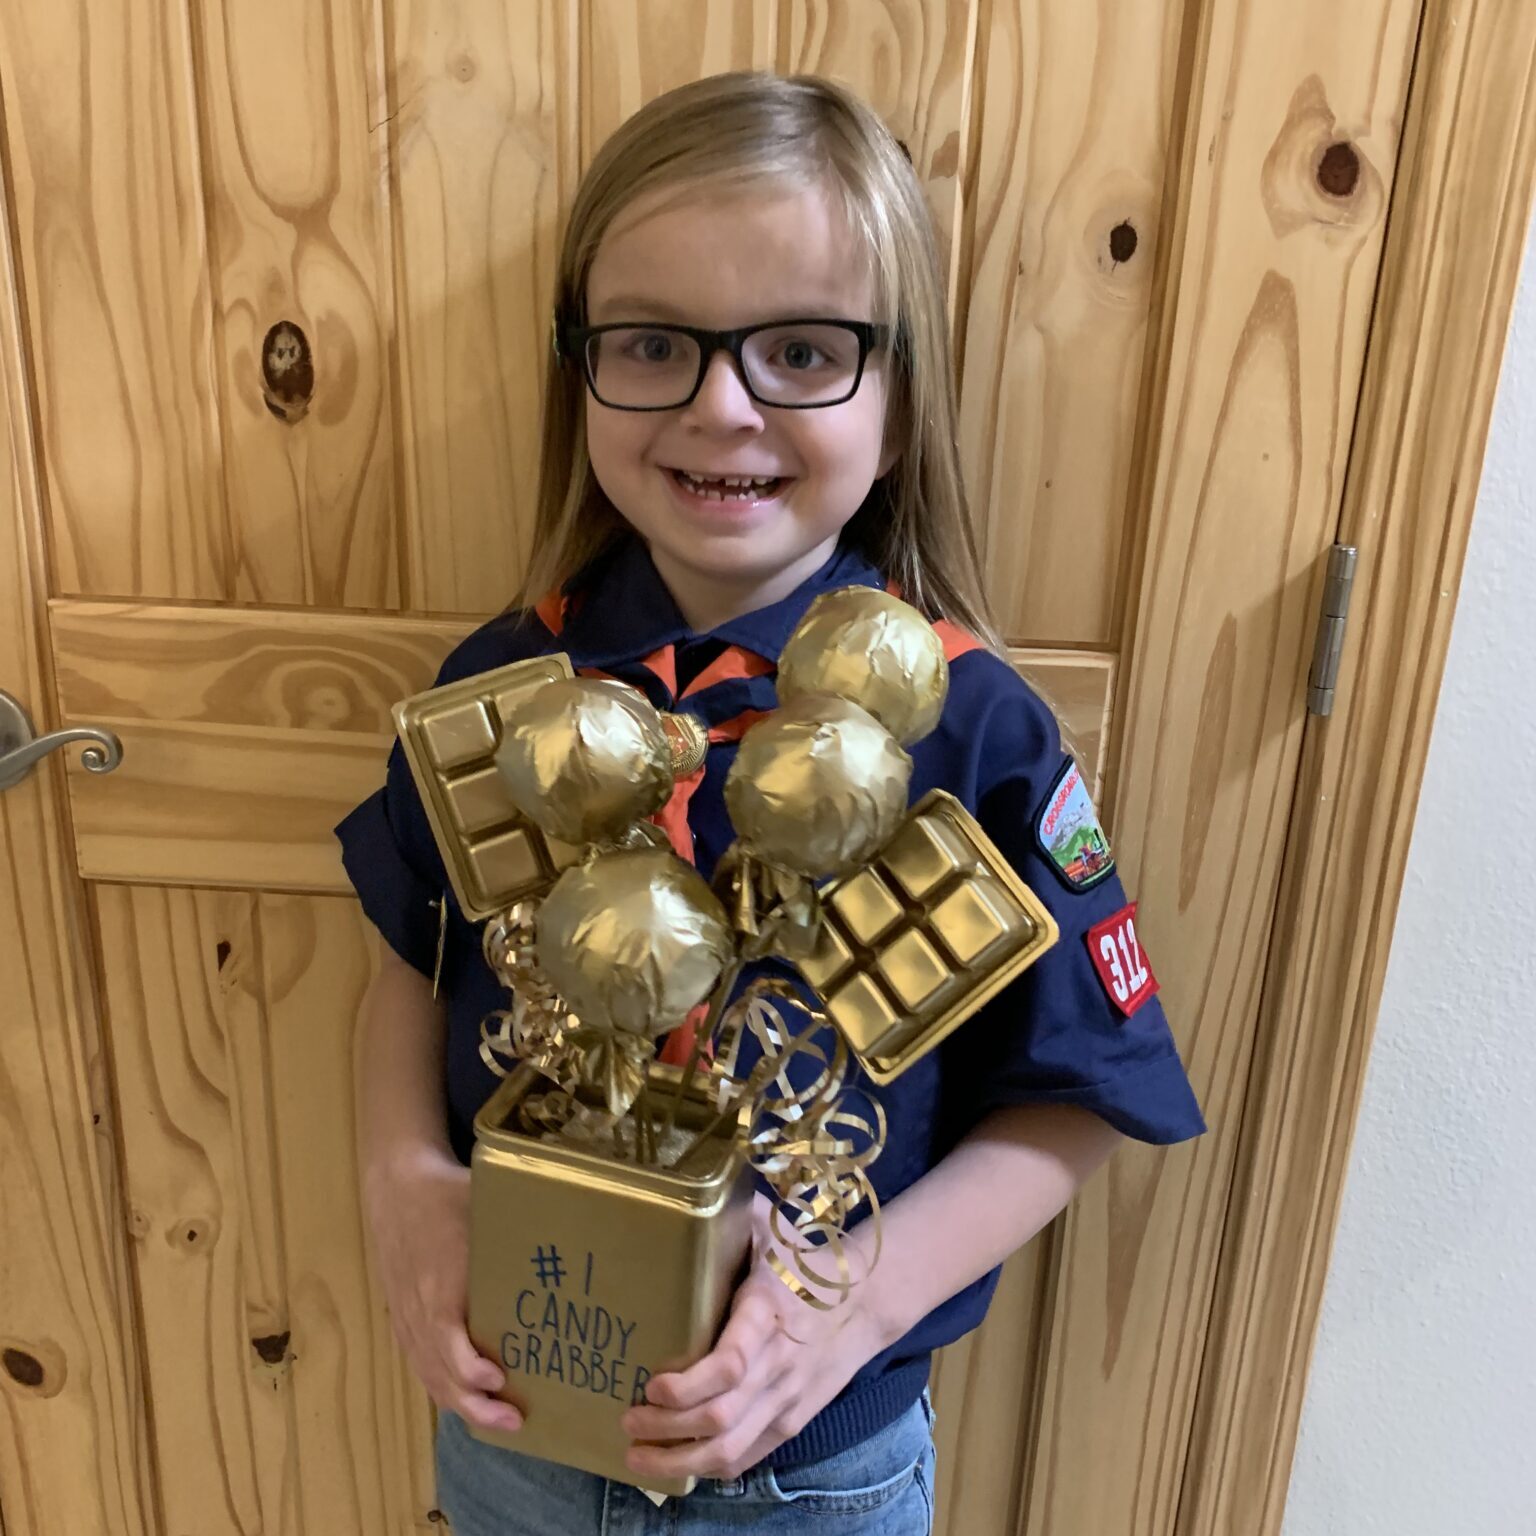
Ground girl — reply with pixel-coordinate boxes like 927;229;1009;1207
338;71;1204;1536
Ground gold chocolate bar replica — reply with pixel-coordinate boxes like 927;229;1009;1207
468;1064;753;1497
392;656;585;920
797;790;1060;1083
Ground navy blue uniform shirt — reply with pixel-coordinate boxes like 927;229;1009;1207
336;536;1206;1468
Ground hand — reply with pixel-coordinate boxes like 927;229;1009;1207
363;1146;522;1437
620;1253;888;1483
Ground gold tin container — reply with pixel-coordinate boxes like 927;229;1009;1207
797;790;1061;1083
392;655;584;921
467;1064;754;1496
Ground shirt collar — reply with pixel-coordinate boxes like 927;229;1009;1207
558;536;885;670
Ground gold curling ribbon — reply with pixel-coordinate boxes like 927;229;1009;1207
479;901;654;1120
703;977;885;1318
479;904;584;1089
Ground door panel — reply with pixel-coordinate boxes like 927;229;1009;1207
0;153;155;1536
1033;1;1422;1530
99;885;437;1535
958;0;1186;646
49;604;1117;892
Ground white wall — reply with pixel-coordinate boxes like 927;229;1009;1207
1282;216;1536;1535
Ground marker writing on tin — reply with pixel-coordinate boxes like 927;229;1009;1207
500;1249;652;1406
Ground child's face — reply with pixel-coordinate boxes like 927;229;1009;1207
582;180;895;631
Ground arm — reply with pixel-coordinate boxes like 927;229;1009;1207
622;1101;1123;1481
357;949;522;1434
852;1101;1122;1345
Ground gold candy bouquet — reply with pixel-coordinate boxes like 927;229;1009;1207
393;588;1059;1493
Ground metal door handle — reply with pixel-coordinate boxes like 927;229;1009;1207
0;689;123;792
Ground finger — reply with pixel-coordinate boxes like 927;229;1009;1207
444;1327;506;1396
622;1384;750;1444
640;1293;779;1412
453;1389;524;1437
626;1404;778;1485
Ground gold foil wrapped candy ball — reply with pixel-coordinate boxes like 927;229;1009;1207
725;693;912;878
494;677;673;845
777;587;949;747
536;850;733;1037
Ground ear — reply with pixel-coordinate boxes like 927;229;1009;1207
876;428;901;479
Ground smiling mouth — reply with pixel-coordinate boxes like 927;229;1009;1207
667;468;788;501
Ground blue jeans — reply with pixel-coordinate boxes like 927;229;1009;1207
435;1394;937;1535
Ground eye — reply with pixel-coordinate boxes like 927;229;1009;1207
776;338;826;370
625;331;674;364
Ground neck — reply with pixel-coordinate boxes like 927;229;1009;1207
651;538;839;633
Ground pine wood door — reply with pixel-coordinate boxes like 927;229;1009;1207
0;2;1425;1533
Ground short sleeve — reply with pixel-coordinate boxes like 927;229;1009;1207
335;739;448;977
934;658;1207;1146
334;609;551;977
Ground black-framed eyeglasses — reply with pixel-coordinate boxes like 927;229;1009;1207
556;318;891;411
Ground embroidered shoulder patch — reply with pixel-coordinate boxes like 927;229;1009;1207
1086;903;1158;1016
1035;759;1116;892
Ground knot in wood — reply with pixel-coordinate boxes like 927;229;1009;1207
1;1339;63;1396
261;320;314;424
3;1348;44;1388
251;1331;291;1366
1317;142;1361;198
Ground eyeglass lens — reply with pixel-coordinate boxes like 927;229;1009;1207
584;324;866;408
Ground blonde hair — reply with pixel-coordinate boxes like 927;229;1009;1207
521;70;1002;651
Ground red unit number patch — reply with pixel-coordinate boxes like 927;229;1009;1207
1086;903;1159;1017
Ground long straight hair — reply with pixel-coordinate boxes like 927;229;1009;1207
520;71;1002;651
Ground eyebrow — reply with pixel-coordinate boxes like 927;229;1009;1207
586;295;858;324
587;295;693;322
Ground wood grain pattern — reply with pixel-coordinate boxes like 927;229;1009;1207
50;602;1114;891
98;884;437;1535
1176;6;1536;1533
259;893;437;1532
0;0;226;600
929;1236;1052;1536
192;0;399;608
958;0;1184;645
389;0;577;614
1016;0;1422;1532
775;1;979;289
582;1;772;162
64;721;382;892
48;602;467;733
0;127;156;1536
1009;647;1115;799
583;2;977;294
96;885;297;1536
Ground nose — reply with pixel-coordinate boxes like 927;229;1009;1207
680;349;764;432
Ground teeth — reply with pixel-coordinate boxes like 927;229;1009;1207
676;469;781;499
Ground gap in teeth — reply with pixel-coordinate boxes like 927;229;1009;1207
677;469;779;497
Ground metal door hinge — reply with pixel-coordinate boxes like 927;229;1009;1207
1307;545;1358;716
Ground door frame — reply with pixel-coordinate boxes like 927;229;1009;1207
1177;2;1536;1531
